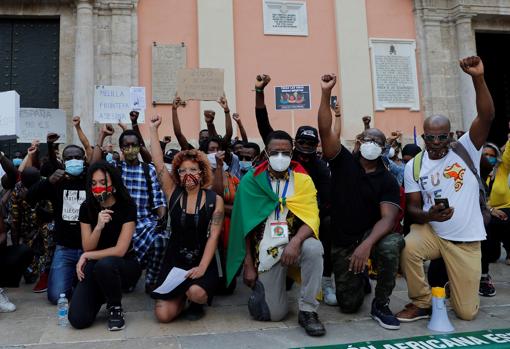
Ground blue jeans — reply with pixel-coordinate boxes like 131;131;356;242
47;245;82;305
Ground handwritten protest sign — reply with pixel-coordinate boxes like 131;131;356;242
176;68;224;101
18;108;67;143
0;91;20;139
94;85;146;124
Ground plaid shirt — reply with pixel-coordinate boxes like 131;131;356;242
120;162;167;260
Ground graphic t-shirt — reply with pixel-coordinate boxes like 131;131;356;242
404;133;486;241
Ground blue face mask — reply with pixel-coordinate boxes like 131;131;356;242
12;158;22;167
65;159;84;176
239;160;253;172
486;156;497;166
106;153;114;163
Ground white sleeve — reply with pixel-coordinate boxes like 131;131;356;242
458;132;483;171
404;159;421;193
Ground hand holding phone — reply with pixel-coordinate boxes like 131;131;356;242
434;198;450;209
330;96;337;109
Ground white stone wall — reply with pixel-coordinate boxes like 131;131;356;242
414;0;510;132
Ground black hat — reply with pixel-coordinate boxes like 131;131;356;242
402;144;422;158
295;126;319;143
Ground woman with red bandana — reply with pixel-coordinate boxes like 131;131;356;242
148;115;225;323
68;161;140;331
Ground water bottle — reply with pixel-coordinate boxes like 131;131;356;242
57;293;69;327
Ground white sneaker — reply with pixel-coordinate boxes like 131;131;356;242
322;277;338;306
0;288;16;313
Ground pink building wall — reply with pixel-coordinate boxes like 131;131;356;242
365;0;424;137
233;0;340;139
137;0;200;141
137;0;423;143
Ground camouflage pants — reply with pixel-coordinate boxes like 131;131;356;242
331;232;404;313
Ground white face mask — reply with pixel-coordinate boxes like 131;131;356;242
388;147;395;158
268;152;292;172
207;153;229;172
360;142;382;161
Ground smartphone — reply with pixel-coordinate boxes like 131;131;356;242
434;198;450;209
330;96;337;109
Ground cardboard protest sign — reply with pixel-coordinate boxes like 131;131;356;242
0;91;20;139
275;85;311;110
18;108;67;143
176;68;224;101
94;85;146;124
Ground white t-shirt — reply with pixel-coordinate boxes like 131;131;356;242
404;133;486;241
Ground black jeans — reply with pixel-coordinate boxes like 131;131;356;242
68;256;141;329
319;216;332;276
482;208;510;274
0;244;34;287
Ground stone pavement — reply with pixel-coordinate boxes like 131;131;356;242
2;261;510;349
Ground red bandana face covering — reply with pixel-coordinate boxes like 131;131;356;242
92;186;114;202
181;173;200;190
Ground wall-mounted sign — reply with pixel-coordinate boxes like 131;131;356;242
369;38;420;111
263;0;308;36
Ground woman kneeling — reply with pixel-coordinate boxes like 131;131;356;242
149;115;224;322
68;161;141;331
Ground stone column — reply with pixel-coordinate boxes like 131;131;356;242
73;0;95;144
109;1;134;86
455;15;477;129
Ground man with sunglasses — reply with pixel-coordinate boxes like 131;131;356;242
398;56;495;322
318;74;404;330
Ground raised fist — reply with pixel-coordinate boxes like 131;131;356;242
255;74;271;90
459;56;484;77
320;74;336;92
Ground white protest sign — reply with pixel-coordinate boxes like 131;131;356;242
0;91;20;138
18;108;67;143
94;85;146;124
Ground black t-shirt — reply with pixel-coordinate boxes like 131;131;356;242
329;147;400;247
298;156;331;216
27;177;87;249
79;199;137;251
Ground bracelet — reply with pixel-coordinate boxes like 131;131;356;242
335;114;341;117
224;109;230;114
490;207;495;213
255;88;264;93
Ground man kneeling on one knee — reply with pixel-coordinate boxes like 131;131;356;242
317;73;405;330
226;131;326;337
397;56;495;322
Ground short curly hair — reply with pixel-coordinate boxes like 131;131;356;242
171;149;213;188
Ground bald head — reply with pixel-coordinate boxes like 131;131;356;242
424;115;451;134
362;128;386;146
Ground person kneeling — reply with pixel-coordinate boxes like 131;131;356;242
68;161;141;331
226;131;326;337
148;115;225;323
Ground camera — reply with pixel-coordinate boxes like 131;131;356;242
179;248;200;266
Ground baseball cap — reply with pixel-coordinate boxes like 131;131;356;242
295;126;319;143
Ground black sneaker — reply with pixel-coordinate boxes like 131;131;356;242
370;299;400;330
479;275;496;297
107;306;125;331
298;311;326;337
184;302;205;321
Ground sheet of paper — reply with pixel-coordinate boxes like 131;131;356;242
152;267;188;294
130;87;146;110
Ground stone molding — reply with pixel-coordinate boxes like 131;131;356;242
414;0;510;131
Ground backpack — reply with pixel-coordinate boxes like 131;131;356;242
412;142;491;225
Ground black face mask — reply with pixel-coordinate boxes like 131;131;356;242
293;148;316;161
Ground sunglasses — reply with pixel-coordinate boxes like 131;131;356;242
177;168;200;175
296;139;318;147
422;134;449;142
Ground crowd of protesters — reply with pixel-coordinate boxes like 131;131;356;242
1;56;506;337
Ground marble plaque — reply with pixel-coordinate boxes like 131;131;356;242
152;44;187;104
263;0;308;36
370;39;420;111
